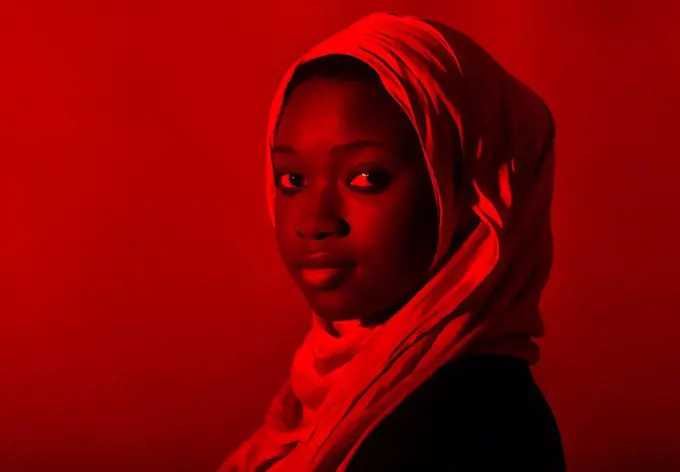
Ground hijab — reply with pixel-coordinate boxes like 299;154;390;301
220;12;555;472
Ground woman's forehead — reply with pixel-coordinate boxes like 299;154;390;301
274;78;414;149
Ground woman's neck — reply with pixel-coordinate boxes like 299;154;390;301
315;316;369;338
331;319;366;337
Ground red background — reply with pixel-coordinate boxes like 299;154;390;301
1;1;679;471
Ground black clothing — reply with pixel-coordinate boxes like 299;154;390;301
346;355;565;471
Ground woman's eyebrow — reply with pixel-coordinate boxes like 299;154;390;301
330;140;387;156
271;145;298;156
271;140;388;159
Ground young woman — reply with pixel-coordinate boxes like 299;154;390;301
220;12;565;472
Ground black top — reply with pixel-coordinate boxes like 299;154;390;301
346;355;565;472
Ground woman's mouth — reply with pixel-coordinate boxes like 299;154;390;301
300;266;354;290
297;252;355;290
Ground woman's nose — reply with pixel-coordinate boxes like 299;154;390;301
296;217;349;240
295;187;350;240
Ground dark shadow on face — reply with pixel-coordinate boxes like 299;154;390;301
272;58;439;325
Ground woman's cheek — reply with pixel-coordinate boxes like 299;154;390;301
347;199;413;255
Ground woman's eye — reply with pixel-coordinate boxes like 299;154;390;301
279;173;306;189
348;170;391;191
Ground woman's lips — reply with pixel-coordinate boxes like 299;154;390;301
300;266;354;290
302;267;350;290
297;252;355;290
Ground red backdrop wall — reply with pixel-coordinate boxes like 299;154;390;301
1;1;679;471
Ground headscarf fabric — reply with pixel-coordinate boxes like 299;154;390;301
220;12;555;472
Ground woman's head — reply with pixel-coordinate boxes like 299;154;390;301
271;55;440;323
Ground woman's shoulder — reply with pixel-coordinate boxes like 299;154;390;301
347;354;566;471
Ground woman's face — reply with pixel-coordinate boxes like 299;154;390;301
272;76;439;323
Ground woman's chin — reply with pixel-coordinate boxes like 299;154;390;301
305;292;364;323
310;304;359;323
